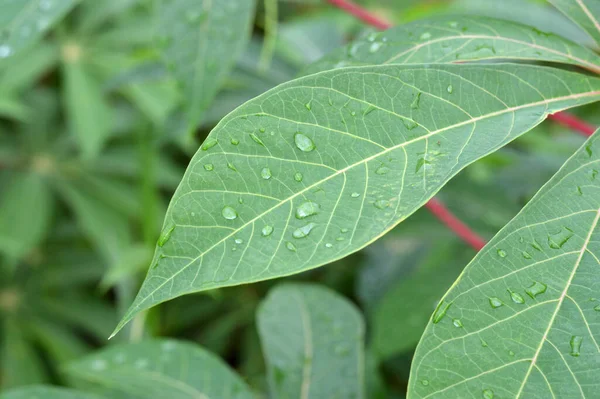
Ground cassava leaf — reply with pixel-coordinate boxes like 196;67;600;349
409;131;600;398
304;15;600;76
0;0;77;59
113;64;600;336
257;284;365;398
549;0;600;46
158;0;255;131
67;340;253;398
0;386;103;399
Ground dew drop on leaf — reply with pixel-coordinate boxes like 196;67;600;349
531;240;542;251
570;335;583;357
340;228;349;233
304;101;312;111
432;301;452;324
294;133;316;152
259;127;266;133
375;165;390;175
585;143;593;157
482;389;494;399
403;118;418;130
594;304;600;311
548;227;574;249
480;338;488;347
157;224;175;247
234;238;243;244
292;223;316;239
420;32;432;40
369;41;383;53
351;192;360;198
250;133;265;146
452;318;463;328
296;202;320;219
294;172;303;182
221;206;238;220
227;162;237;172
497;249;507;258
411;92;422;109
201;138;218;150
508;289;525;304
447;84;453;93
261;167;272;180
261;225;274;237
522;251;532;259
421;379;430;386
364;105;376;116
325;243;333;248
286;241;297;252
489;297;504;309
204;163;214;171
374;199;390;209
525;281;547;299
230;138;239;145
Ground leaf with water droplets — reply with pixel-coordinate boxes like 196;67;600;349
113;64;600;337
0;0;77;58
66;340;252;398
157;0;255;132
549;0;600;46
257;284;365;399
410;132;600;398
304;15;600;76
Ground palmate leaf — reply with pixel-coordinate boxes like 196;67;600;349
257;284;365;398
67;340;253;399
304;15;600;76
113;64;600;336
549;0;600;47
408;131;600;398
158;0;255;131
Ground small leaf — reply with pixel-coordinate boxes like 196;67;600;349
409;131;600;398
257;284;365;398
158;0;255;131
549;0;600;46
305;15;600;75
67;340;253;398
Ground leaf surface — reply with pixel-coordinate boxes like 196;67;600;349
305;15;600;75
114;64;600;335
257;284;365;398
409;131;600;398
549;0;600;46
0;386;103;399
158;0;255;131
67;340;253;399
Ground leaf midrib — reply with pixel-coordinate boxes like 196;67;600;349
125;89;600;319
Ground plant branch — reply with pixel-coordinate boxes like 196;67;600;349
548;112;596;136
326;0;391;29
425;199;486;251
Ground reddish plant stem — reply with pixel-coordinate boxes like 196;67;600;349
327;0;598;251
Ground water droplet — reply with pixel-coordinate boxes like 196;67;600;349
590;169;598;180
261;225;274;237
234;238;243;245
351;192;360;198
531;240;542;251
548;227;574;249
449;21;458;28
411;92;422;109
286;242;297;252
403;118;418;130
325;243;333;248
452;318;463;328
305;101;312;111
374;199;390;209
238;197;244;204
508;289;525;304
420;32;432;40
480;338;489;347
157;225;175;247
293;223;316;239
369;41;383;53
364;105;376;116
201;138;218;150
375;165;390;175
446;84;454;94
259;127;266;133
508;350;515;356
90;359;107;371
0;45;12;58
497;249;507;258
335;236;345;242
519;236;525;243
525;281;547;299
576;186;583;196
489;297;504;309
221;206;238;220
570;335;583;357
296;201;320;219
261;167;272;180
294;172;303;182
432;301;452;324
522;251;532;259
203;163;214;171
294;133;316;152
421;379;430;386
340;228;349;233
594;304;600;311
230;138;239;145
415;157;430;173
227;162;237;172
482;389;494;399
250;133;265;146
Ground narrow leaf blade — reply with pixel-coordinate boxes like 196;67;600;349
257;284;365;399
409;131;600;398
549;0;600;46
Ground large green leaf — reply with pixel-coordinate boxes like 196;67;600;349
158;0;255;131
0;0;77;59
0;386;103;399
549;0;600;46
67;340;253;398
113;64;600;336
409;131;600;398
257;284;365;398
305;15;600;75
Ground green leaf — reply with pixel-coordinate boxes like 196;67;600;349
549;0;600;46
0;172;53;260
409;131;600;398
158;0;255;131
305;15;600;76
257;284;365;398
114;64;600;336
0;386;103;399
0;0;77;59
67;340;253;398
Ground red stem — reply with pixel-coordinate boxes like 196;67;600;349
327;0;598;251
